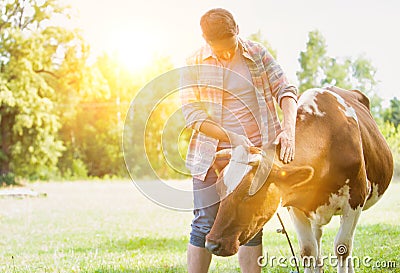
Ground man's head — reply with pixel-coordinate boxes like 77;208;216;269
200;8;239;60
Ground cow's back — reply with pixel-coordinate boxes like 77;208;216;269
283;87;393;213
326;86;393;207
281;88;366;212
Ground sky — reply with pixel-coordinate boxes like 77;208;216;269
65;0;400;102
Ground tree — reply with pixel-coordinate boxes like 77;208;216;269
383;97;400;129
297;30;381;118
297;30;328;92
248;30;277;59
0;0;88;179
57;53;129;178
297;30;378;92
378;120;400;178
122;56;190;179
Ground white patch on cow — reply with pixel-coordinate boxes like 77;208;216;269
288;206;317;251
298;88;326;119
309;182;351;226
364;184;381;210
334;204;363;273
325;90;358;122
222;146;254;194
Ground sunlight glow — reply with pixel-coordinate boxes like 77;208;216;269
105;28;158;73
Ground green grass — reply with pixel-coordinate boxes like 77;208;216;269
0;180;399;272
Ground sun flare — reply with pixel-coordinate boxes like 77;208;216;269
106;28;158;73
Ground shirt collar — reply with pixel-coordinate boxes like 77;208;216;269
238;37;255;62
201;43;214;61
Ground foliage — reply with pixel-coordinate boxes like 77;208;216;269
0;172;16;186
1;2;398;181
0;0;189;180
297;30;328;91
57;53;125;178
383;97;400;128
379;121;400;178
297;30;377;92
0;0;87;179
56;50;189;179
248;30;277;59
297;30;382;118
123;59;191;180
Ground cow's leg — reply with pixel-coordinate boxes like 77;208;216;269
312;224;324;273
288;207;318;273
334;205;362;273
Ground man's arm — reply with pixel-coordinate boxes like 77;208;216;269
260;48;297;107
274;97;297;163
180;81;253;148
259;46;298;163
194;120;253;147
194;120;229;141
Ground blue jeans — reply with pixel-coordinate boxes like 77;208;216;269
190;164;263;248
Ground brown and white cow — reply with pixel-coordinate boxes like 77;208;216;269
205;87;393;273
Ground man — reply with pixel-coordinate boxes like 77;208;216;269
180;8;298;273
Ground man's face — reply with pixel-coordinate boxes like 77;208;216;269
207;35;238;61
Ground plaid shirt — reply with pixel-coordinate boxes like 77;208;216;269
180;37;297;181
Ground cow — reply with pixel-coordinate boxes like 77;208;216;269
204;86;394;273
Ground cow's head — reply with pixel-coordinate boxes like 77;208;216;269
205;145;314;256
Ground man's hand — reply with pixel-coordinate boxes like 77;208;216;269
276;96;297;164
226;130;253;148
273;130;295;163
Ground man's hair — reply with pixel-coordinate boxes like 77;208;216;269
200;8;237;41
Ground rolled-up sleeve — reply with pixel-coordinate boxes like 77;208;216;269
261;48;298;107
180;66;209;130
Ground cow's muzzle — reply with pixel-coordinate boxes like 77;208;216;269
205;240;220;254
205;237;239;256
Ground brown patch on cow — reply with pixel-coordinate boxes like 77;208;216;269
300;245;313;258
272;165;315;208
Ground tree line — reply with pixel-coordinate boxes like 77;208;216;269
0;0;399;184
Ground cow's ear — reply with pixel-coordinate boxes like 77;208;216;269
248;156;273;196
278;165;314;188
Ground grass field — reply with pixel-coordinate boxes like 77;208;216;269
0;180;399;273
